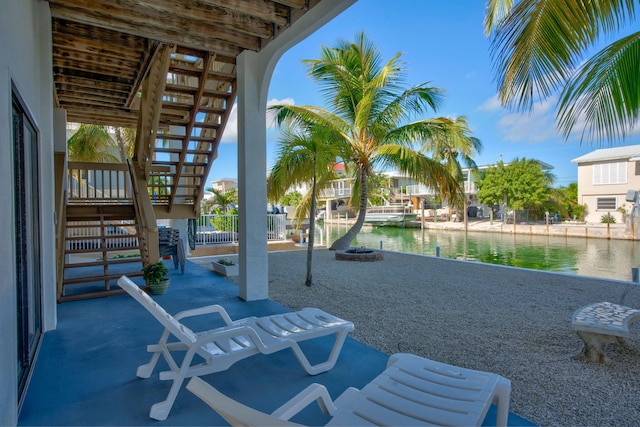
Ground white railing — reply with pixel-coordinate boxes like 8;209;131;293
405;182;477;196
65;220;139;251
194;214;287;245
318;186;353;199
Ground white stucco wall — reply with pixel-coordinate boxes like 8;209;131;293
0;1;56;424
577;160;640;223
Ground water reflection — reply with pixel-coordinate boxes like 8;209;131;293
318;223;640;282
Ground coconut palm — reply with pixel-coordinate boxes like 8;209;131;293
270;32;481;250
204;188;238;214
485;0;640;143
421;116;483;213
67;124;120;163
268;125;340;286
113;127;136;163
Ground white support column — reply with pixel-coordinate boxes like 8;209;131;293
237;51;269;300
235;0;356;301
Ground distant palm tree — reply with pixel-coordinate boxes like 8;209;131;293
205;188;238;213
67;124;119;163
270;32;481;250
485;0;639;142
268;124;340;286
421;116;482;213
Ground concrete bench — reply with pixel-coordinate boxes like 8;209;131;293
572;302;640;362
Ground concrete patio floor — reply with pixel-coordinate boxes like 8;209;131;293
18;259;534;426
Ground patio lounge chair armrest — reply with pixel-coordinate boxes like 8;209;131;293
187;377;302;426
174;304;234;325
271;383;338;420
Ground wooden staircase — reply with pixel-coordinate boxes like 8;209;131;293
55;161;160;303
59;204;144;302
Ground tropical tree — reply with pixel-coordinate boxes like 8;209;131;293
476;158;555;222
268;124;340;286
67;124;119;163
422;116;483;215
278;191;303;207
550;183;587;221
270;32;481;250
204;188;238;214
113;127;136;163
485;0;640;143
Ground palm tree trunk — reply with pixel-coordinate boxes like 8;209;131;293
305;167;317;286
114;128;128;163
329;167;368;250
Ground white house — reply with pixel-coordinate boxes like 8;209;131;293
0;1;355;424
572;144;640;223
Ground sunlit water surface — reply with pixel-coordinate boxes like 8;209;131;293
316;223;640;282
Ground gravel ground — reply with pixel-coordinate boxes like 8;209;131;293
223;249;640;427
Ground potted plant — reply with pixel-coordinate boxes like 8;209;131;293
142;261;170;295
211;257;239;277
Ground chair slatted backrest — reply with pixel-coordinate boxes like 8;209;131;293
117;276;197;343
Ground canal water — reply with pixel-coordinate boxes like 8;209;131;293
317;223;640;282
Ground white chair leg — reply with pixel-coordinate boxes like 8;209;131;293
290;331;349;375
136;351;161;378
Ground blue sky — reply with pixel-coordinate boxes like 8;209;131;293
209;0;640;187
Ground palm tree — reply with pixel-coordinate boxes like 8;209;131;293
421;116;483;216
485;0;639;143
113;127;136;163
270;32;481;250
204;188;238;214
268;125;340;286
67;124;120;163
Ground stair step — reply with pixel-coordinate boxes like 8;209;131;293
62;271;143;285
64;258;142;268
58;289;126;303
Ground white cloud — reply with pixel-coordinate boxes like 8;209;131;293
219;97;296;143
476;94;503;113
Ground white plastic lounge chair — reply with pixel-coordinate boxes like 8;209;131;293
116;276;354;421
187;352;512;427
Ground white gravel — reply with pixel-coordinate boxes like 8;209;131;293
249;249;640;427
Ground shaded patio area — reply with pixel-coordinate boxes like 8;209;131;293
19;259;533;426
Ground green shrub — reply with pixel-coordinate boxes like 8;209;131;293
600;213;616;224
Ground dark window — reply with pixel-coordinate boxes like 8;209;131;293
13;85;42;406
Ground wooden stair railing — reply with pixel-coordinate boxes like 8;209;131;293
58;162;145;302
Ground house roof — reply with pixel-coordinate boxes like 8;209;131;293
571;144;640;164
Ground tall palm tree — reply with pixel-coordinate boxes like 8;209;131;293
268;125;340;286
67;124;120;163
421;116;483;213
485;0;639;143
270;32;481;250
113;127;136;163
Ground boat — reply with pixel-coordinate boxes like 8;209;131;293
363;204;417;225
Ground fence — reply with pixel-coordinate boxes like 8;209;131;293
186;214;287;245
65;220;139;251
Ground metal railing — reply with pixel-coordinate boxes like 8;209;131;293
194;214;287;245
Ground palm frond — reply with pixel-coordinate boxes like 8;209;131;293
489;0;636;111
557;31;640;143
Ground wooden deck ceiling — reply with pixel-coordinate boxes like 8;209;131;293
48;0;323;213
